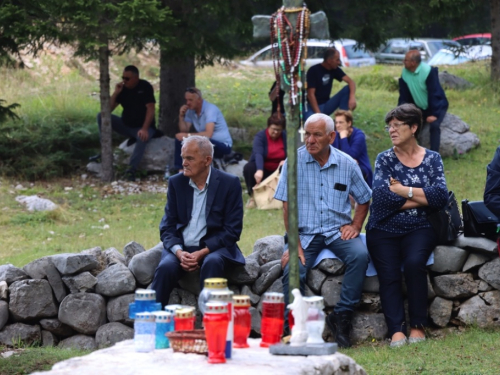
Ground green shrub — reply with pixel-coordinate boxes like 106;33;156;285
356;73;399;92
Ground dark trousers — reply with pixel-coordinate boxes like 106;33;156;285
174;138;231;170
366;227;436;337
96;113;154;171
151;247;230;307
422;109;447;152
282;234;368;316
242;161;274;196
303;85;350;121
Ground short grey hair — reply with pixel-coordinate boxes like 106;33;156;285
304;113;335;133
182;135;214;158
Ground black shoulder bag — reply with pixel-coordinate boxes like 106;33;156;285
462;199;499;240
427;191;463;245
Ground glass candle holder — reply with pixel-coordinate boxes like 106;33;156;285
303;296;325;345
174;308;195;331
152;311;174;349
198;278;228;315
260;292;285;347
134;312;156;352
208;290;234;358
129;289;161;319
203;302;229;364
233;295;251;348
164;304;185;314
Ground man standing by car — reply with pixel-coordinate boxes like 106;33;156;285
174;88;233;173
398;50;448;152
304;48;357;120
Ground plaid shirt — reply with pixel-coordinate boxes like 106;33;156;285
274;145;372;249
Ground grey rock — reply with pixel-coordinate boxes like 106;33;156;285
103;247;126;267
95;263;136;297
9;279;58;321
250;306;261;335
228;127;250;143
317;258;345;276
429;245;469;273
45;262;67;303
123;241;145;266
418;113;479;157
0;281;7;300
457;291;500;327
453;235;498;256
118;136;175;172
0;323;41;346
177;288;197;307
58;334;97;351
41;330;58;347
252;235;285;265
227;258;260;285
252;264;282;295
228;284;241;296
304;283;316;297
39;319;74;337
267;277;284;294
427;274;436;300
128;243;163;285
433;274;478;299
50;253;98;275
58;293;107;335
223;160;247;180
429;297;453;327
86;162;102;176
439;71;473;90
321;275;344;307
362;276;379;293
259;259;281;275
0;264;29;285
351;313;387;344
241;285;260;305
23;257;50;279
62;272;98;293
178;270;201;296
167;289;181;305
81;247;105;275
0;301;8;330
306;268;327;294
359;293;381;313
95;322;134;349
478;258;500;290
107;294;134;326
478;280;493;292
463;253;492;272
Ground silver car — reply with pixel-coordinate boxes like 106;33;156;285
239;39;375;68
374;38;460;64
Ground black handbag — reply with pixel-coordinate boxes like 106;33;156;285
427;191;463;245
462;199;499;240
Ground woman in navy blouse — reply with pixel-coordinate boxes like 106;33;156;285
243;113;286;208
366;104;448;347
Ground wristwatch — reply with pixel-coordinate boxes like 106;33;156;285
408;186;413;199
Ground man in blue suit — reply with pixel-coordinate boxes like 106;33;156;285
151;135;245;306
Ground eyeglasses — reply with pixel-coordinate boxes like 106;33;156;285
186;87;197;93
122;76;131;81
384;122;407;132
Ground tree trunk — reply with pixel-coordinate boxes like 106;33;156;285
158;51;195;137
98;42;114;182
491;0;500;82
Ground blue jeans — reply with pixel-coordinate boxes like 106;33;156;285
303;86;350;121
366;227;436;337
174;137;231;170
96;114;154;171
282;234;369;322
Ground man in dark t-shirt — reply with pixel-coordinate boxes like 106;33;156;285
94;65;157;180
304;48;357;121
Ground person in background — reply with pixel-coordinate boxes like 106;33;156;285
484;145;500;217
398;50;448;153
332;109;373;188
243;113;286;209
366;104;448;348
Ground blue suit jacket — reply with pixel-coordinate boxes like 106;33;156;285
159;167;245;265
485;146;500;218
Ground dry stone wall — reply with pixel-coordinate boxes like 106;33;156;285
1;234;499;350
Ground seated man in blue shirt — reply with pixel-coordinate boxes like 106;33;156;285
275;113;372;348
174;88;233;172
151;136;245;306
304;48;357;121
485;146;500;218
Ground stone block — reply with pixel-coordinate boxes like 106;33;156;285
107;294;134;326
123;241;145;266
252;264;282;295
41;330;58;347
58;293;107;335
95;322;134;349
321;276;344;308
429;245;468;273
50;253;99;275
103;247;126;267
39;319;74;337
358;293;381;313
429;297;453;327
462;253;492;272
317;258;345;276
259;259;281;275
249;306;261;335
227;258;260;285
0;323;41;346
128;243;163;286
433;274;478;299
9;279;58;321
118;136;175;172
80;247;105;275
457;291;500;327
453;235;498;256
0;264;29;285
267;277;284;294
95;263;136;297
62;272;97;294
23;257;50;279
478;258;500;290
58;334;97;350
241;285;260;306
252;235;285;265
306;268;327;294
351;313;387;344
0;281;7;300
0;301;8;331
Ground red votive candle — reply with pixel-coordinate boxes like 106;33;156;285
232;295;251;348
174;308;195;331
208;290;234;359
260;292;284;347
203;302;229;364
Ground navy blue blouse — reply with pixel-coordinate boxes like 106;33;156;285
366;148;448;233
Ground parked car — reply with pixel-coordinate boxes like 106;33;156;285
239;39;375;68
428;45;492;65
453;33;491;46
374;38;459;64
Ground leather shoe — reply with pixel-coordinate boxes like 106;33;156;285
326;311;353;348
